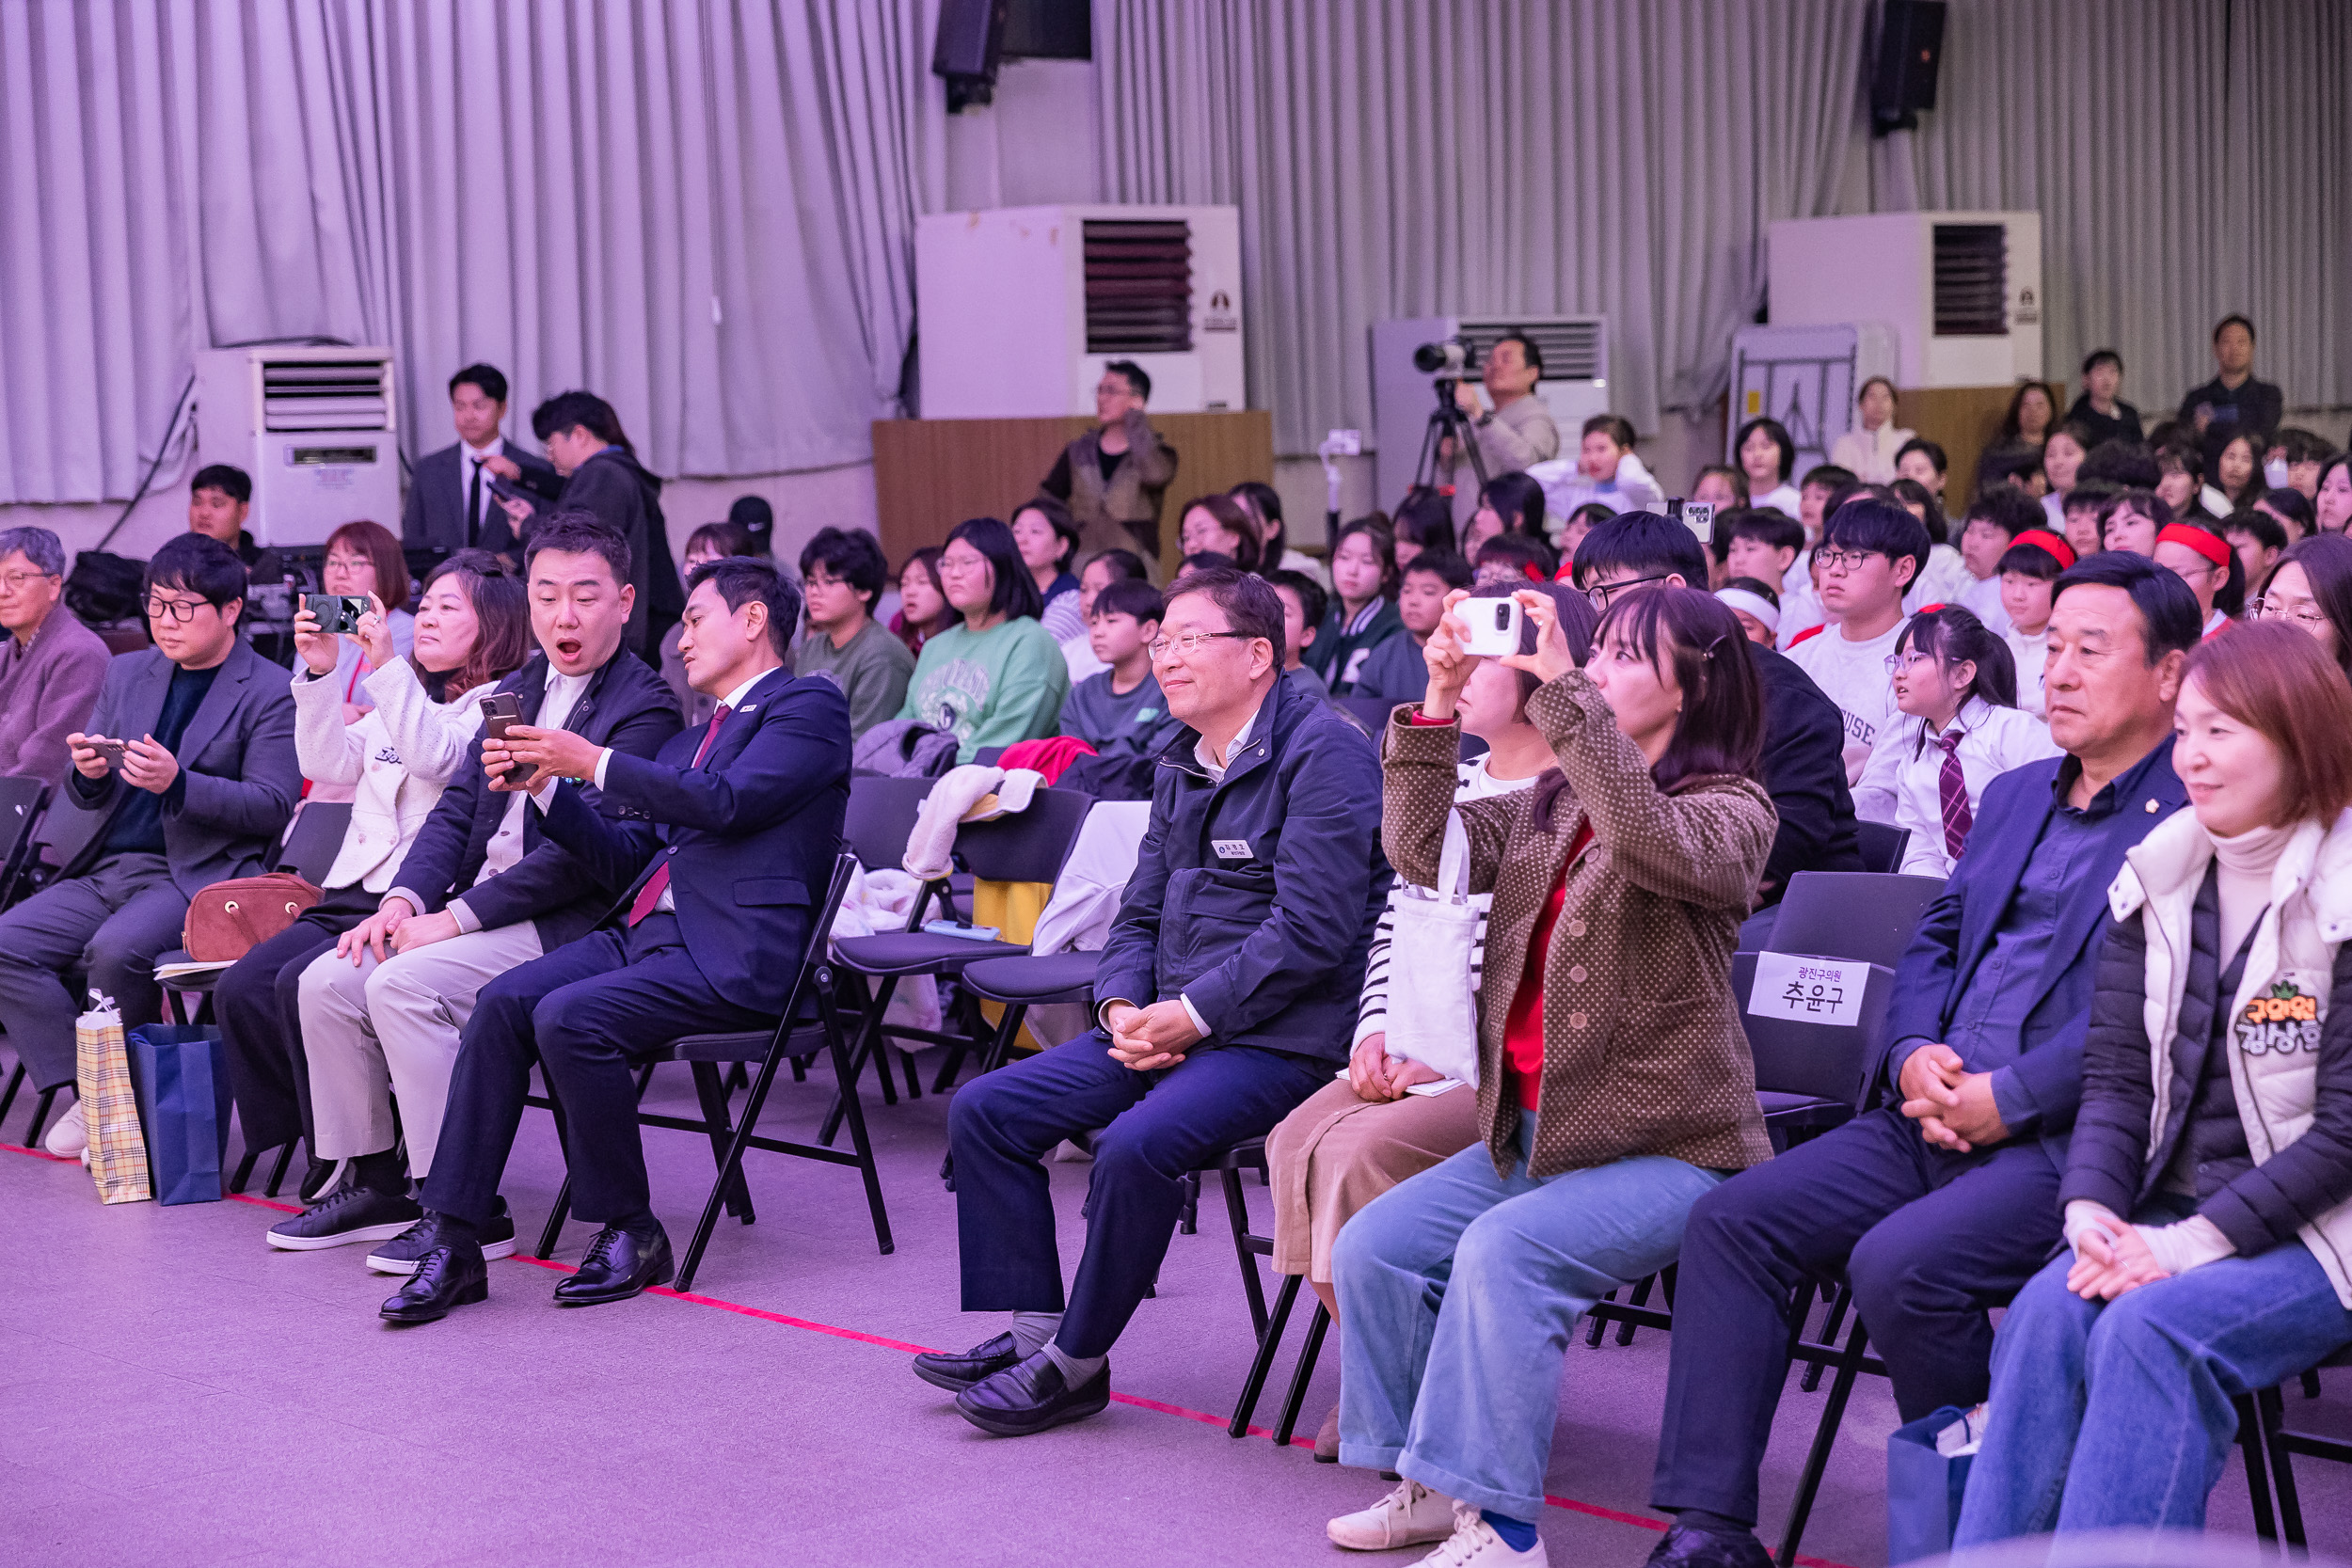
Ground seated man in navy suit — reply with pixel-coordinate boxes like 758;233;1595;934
1642;553;2203;1568
379;557;850;1323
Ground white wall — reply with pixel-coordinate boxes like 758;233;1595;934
944;60;1099;213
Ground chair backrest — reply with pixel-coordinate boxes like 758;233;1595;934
952;786;1095;885
278;802;354;885
0;775;51;906
1334;696;1391;737
844;775;935;874
1733;949;1894;1105
32;790;105;872
1853;820;1913;876
1769;871;1947;970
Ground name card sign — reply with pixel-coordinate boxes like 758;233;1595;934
1748;953;1867;1027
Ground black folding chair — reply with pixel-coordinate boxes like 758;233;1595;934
137;802;355;1196
1768;870;1946;970
1;794;109;1147
2240;1343;2352;1548
822;784;1093;1141
531;854;890;1291
0;775;51;911
1852;819;1913;876
955;950;1101;1077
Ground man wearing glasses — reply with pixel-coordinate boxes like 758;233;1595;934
0;526;111;790
1785;497;1933;822
0;533;301;1157
914;565;1388;1435
1040;360;1180;574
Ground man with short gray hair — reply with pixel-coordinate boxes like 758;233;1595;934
0;527;111;789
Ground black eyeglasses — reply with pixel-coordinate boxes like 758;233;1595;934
1584;574;1671;610
143;595;216;624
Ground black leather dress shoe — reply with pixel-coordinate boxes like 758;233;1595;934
552;1226;673;1306
1643;1524;1773;1568
912;1333;1022;1393
379;1241;488;1324
955;1352;1111;1436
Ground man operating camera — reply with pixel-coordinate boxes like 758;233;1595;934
1443;331;1560;481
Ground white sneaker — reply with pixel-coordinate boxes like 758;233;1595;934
1407;1513;1547;1567
42;1101;87;1158
1328;1479;1460;1551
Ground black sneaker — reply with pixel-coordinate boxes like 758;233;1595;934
265;1184;422;1252
365;1201;516;1275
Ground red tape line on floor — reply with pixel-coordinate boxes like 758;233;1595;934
15;1139;1855;1567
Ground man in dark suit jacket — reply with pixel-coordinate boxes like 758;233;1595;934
379;559;850;1323
399;363;560;556
1639;553;2202;1568
270;515;679;1258
0;535;300;1133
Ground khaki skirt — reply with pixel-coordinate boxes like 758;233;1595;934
1263;1076;1485;1284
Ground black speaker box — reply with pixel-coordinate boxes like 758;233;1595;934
934;0;1009;106
1871;0;1947;130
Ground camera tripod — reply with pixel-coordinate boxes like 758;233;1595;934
1409;376;1491;498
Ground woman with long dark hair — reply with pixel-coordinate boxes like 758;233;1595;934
1177;493;1263;574
889;546;959;657
1955;624;2352;1544
227;550;532;1215
1232;480;1315;578
1736;417;1800;516
1321;585;1774;1564
1461;471;1549;561
896;517;1070;762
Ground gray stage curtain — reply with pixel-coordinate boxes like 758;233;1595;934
0;0;942;505
1094;0;2347;456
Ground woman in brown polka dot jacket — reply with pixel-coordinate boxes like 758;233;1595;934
1317;584;1777;1566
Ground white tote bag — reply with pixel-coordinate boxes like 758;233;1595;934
1379;812;1484;1087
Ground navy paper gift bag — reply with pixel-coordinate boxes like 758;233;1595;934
125;1025;233;1206
1887;1404;1978;1564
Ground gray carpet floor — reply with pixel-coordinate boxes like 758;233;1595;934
1;1047;2338;1567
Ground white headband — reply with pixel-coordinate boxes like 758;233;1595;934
1715;587;1780;633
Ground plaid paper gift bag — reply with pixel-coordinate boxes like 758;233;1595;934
74;991;151;1205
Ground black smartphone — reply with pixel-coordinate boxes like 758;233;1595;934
478;692;537;786
303;594;369;636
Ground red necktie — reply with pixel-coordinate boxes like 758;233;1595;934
1936;729;1973;861
627;705;730;926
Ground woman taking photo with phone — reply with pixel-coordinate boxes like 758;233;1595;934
1318;583;1774;1567
292;520;416;729
1954;622;2352;1544
217;551;531;1212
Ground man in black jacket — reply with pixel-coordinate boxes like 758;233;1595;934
271;515;680;1257
1569;515;1862;944
493;390;684;657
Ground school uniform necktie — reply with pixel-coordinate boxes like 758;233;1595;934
1936;729;1972;860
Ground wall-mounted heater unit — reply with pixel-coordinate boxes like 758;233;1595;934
1766;212;2042;387
193;346;401;548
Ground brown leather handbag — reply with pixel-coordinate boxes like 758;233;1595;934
183;874;323;962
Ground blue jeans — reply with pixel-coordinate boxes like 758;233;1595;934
1332;1110;1726;1522
1954;1204;2352;1544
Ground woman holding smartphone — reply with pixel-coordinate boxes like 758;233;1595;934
216;551;530;1212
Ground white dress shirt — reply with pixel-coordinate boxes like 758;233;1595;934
2003;622;2051;717
1856;696;2063;877
433;665;591;932
460;436;504;546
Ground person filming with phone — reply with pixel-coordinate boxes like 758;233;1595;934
0;534;303;1158
215;550;531;1211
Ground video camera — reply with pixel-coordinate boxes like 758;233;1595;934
1412;339;1470;377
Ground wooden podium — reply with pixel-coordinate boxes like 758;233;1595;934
871;411;1275;577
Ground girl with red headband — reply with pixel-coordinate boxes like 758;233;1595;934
1994;529;2076;717
2153;521;2246;641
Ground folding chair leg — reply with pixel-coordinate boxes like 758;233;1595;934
1586;1290;1618;1348
1221;1166;1268;1338
1273;1302;1332;1449
2301;1369;2323;1400
1776;1314;1870;1568
1231;1273;1303;1437
1613;1273;1655;1346
1;1060;24;1129
978;1003;1031;1078
1180;1169;1200;1235
689;1061;756;1225
230;1147;260;1195
2254;1385;2298;1546
1801;1286;1850;1392
26;1085;62;1148
820;975;901;1148
263;1142;296;1197
533;1069;579;1259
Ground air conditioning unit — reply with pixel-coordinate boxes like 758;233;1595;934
193;346;402;548
915;204;1246;418
1370;316;1610;507
1766;213;2042;388
1727;322;1902;474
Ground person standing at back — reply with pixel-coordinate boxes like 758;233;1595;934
2068;349;2144;450
1041;361;1179;572
400;363;560;554
0;526;111;790
493;390;684;657
2179;315;2284;463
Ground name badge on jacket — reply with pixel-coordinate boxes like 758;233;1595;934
1212;838;1253;861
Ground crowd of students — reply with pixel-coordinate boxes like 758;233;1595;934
4;325;2351;1567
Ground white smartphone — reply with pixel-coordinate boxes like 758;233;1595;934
1461;595;1523;657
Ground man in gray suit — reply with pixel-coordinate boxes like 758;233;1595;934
400;364;559;557
0;533;301;1153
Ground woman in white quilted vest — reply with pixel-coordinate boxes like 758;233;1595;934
215;551;531;1209
1262;582;1597;1464
1956;619;2352;1544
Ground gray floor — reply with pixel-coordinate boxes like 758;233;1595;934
0;1049;2336;1567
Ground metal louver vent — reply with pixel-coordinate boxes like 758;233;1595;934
1458;318;1607;381
1084;218;1192;355
261;359;390;432
1931;224;2008;337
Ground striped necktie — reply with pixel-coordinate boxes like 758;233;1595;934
626;705;730;926
1936;729;1973;861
